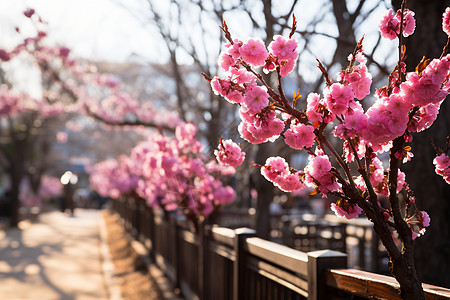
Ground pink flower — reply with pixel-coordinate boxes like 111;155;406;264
275;172;306;192
218;52;235;71
229;68;257;85
398;9;416;37
269;35;298;60
341;64;373;100
330;203;363;220
333;110;368;139
211;76;229;97
279;58;297;77
261;156;289;182
443;7;450;36
242;85;269;115
385;93;413;116
225;39;242;59
408;102;441;133
240;38;269;67
362;99;409;145
176;123;197;142
378;9;399;40
306;155;332;179
409;210;431;240
420;211;431;227
433;153;450;184
213;186;235;205
304;153;340;195
284;123;315;149
324;83;354;115
306;93;323;123
214;139;246;168
238;108;284;144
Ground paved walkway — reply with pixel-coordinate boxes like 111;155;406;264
0;209;110;300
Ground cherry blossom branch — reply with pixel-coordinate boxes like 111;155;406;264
84;104;175;132
347;138;378;205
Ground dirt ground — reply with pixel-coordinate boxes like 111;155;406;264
103;210;164;300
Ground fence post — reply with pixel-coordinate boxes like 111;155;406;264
233;228;256;300
198;222;207;300
148;208;155;261
170;213;181;295
307;249;347;300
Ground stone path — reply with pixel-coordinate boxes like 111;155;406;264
0;209;110;300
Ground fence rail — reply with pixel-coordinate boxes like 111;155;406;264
112;197;450;300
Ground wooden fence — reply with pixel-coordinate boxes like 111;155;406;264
112;197;450;300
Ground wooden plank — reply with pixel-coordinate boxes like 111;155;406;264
325;269;450;300
210;226;235;247
247;255;309;294
207;242;235;261
245;237;309;276
179;228;198;245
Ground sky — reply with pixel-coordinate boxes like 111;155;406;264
0;0;395;80
0;0;158;62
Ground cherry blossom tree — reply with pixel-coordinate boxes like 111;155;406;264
390;0;450;288
89;122;237;231
209;2;450;298
0;9;180;226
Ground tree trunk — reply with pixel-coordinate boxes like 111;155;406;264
8;159;24;227
374;223;425;299
392;0;450;288
252;143;275;239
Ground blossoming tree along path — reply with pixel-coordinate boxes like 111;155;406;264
210;2;450;299
89;123;237;231
0;9;181;227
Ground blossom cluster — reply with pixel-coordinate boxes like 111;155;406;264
433;153;450;184
211;6;450;242
89;123;236;218
378;8;416;40
214;139;246;168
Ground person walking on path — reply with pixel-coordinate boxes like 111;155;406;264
0;209;109;300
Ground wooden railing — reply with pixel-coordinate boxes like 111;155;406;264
112;197;450;300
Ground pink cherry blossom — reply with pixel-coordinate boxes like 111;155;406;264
218;52;236;71
225;39;242;59
397;9;416;37
333;109;368;139
443;7;450;36
362;98;409;145
213;186;235;205
378;9;399;40
306;155;332;179
260;156;289;182
268;35;298;60
279;58;297;77
341;64;373;100
330;203;363;220
306;93;324;123
284;123;315;149
420;211;431;227
433;153;450;184
214;139;246;167
275;172;306;192
408;102;441;133
240;38;269;67
324;83;354;116
242;85;269;115
238;108;284;144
